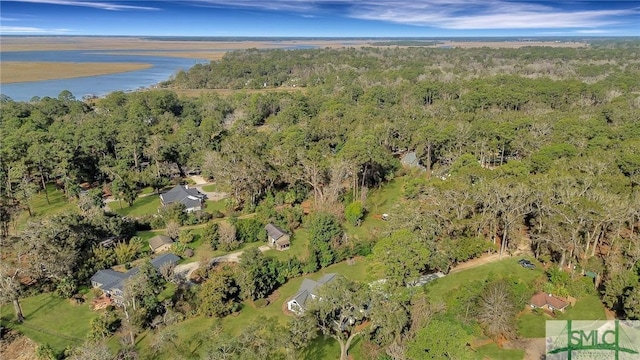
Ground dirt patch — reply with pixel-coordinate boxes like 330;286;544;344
267;290;280;304
449;253;505;273
504;337;546;360
0;61;152;84
0;331;38;360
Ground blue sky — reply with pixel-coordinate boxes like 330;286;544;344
1;1;639;37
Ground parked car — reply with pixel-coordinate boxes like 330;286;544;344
518;258;536;269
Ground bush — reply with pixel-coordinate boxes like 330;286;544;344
345;201;364;226
567;276;597;297
210;210;224;219
234;218;266;243
55;277;78;298
36;343;60;360
254;298;269;308
185;210;212;225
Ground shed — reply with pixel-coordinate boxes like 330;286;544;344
265;223;290;251
149;235;174;253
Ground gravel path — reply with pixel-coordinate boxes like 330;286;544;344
189;175;229;201
174;245;271;282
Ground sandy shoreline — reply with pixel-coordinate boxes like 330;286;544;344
0;36;586;52
0;37;587;85
0;62;152;84
0;37;367;52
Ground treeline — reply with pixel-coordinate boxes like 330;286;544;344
164;45;640;91
0;43;639;356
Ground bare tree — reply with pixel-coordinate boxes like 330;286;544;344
69;341;112;360
0;264;24;323
218;221;239;251
476;280;517;340
165;221;180;240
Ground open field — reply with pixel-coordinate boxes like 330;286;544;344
0;36;588;52
0;61;152;84
0;36;369;52
0;292;98;353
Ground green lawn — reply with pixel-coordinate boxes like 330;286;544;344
0;292;99;353
423;257;545;304
557;295;607;321
517;312;549;338
365;177;405;216
201;183;230;193
341;177;405;243
14;184;77;232
136;230;159;242
264;228;310;261
112;195;160;217
139;186;156;196
475;343;525;360
204;199;227;214
516;295;607;339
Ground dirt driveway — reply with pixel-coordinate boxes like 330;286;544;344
174;245;271;282
189;176;228;201
449;253;505;273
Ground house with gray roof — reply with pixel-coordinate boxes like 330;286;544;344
90;253;180;306
159;185;206;212
401;151;426;171
287;273;337;314
265;223;290;251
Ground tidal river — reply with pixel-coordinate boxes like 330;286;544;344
0;50;206;101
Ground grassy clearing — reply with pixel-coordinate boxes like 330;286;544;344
201;183;230;193
423;257;545;304
204;199;227;213
135;230;159;242
0;61;152;84
557;295;607;321
264;228;310;261
112;195;160;217
365;177;405;216
0;292;99;353
13;184;77;232
517;311;549;338
475;343;525;360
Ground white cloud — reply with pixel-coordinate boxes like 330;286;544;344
15;0;159;11
183;0;638;30
348;1;636;29
575;29;611;34
0;25;72;33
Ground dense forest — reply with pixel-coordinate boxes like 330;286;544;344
1;42;639;359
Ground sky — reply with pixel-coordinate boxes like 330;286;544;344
1;0;639;37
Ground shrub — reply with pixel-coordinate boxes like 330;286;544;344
210;210;224;219
345;201;364;226
234;218;266;243
254;298;269;308
55;277;78;298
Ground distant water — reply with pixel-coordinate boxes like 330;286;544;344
1;50;207;101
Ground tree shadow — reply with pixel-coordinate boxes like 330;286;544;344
300;335;335;360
